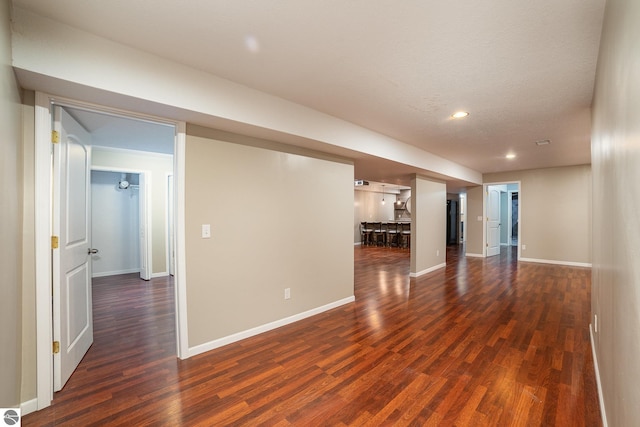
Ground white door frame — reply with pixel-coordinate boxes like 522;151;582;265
459;194;466;243
485;185;502;256
507;190;518;246
483;181;522;259
34;92;189;410
167;174;175;277
138;171;151;280
90;166;152;280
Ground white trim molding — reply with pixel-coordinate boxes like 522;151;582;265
91;145;173;158
34;92;54;410
590;324;608;427
188;296;356;358
21;398;38;416
151;272;170;278
92;269;140;278
519;257;592;268
465;253;484;258
409;262;446;278
174;122;189;360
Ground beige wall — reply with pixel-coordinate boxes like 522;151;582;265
410;176;446;275
92;148;173;275
185;125;354;348
591;0;640;424
1;0;23;407
479;165;592;265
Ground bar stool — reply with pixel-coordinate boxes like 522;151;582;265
360;222;373;246
400;222;411;249
371;222;385;246
386;222;399;247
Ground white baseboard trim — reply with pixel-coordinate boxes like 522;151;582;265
151;272;169;278
354;242;362;246
409;262;446;278
519;257;592;268
188;296;356;358
21;398;38;416
465;253;484;258
590;324;608;427
92;268;139;278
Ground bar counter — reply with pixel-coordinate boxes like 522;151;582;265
360;221;411;247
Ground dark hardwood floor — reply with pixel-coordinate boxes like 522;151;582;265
24;245;601;426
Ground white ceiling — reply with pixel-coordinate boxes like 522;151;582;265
64;107;175;154
14;0;606;188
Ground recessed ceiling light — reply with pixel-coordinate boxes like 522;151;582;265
451;111;469;119
506;153;516;159
535;139;551;146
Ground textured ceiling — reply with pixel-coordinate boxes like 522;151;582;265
14;0;606;183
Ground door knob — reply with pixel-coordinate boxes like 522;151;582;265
88;248;99;254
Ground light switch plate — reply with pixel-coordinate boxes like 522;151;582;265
202;224;211;238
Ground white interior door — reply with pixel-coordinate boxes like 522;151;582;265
486;186;501;257
52;106;94;391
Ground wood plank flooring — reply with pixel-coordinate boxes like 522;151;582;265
24;246;601;426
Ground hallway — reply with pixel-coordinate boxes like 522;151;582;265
24;246;600;425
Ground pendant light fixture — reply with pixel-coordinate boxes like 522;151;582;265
381;185;386;205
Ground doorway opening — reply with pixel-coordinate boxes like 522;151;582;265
446;199;459;245
34;92;187;410
484;182;521;259
90;170;152;280
509;191;519;247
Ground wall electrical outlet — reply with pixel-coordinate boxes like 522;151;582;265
522;244;526;250
201;224;211;238
284;288;291;300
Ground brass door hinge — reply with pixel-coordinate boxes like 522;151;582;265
53;341;60;354
51;236;59;249
52;130;60;144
